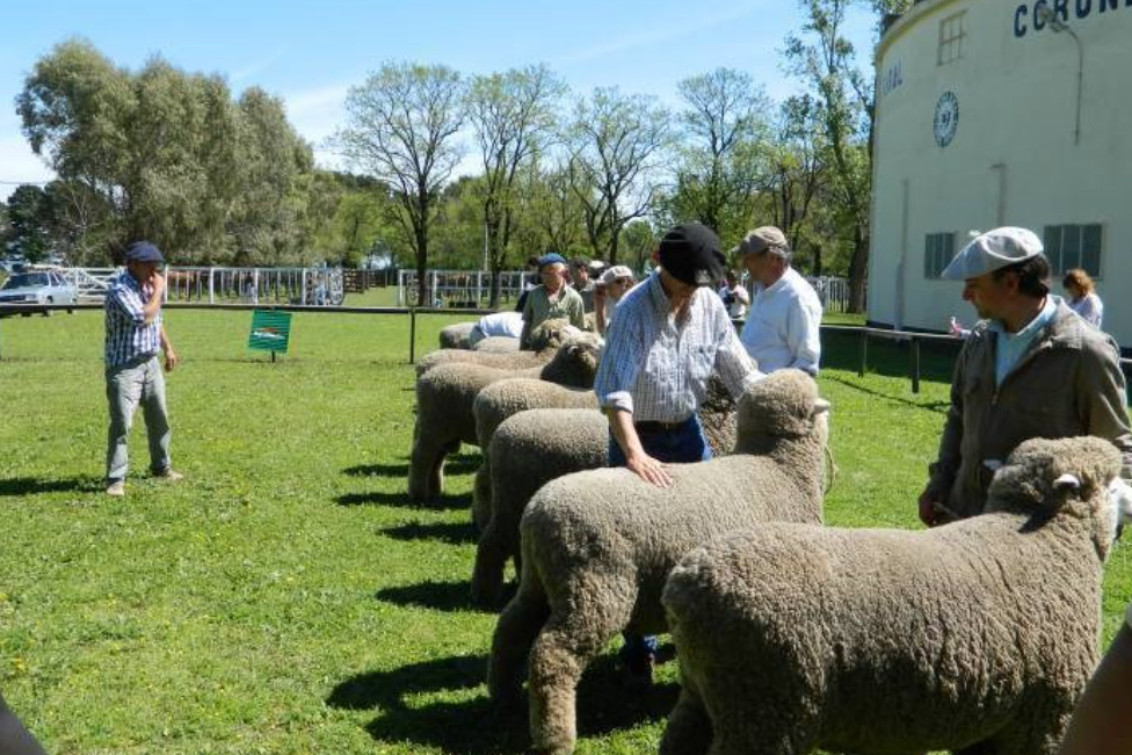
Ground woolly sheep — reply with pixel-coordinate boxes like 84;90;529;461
660;435;1124;755
487;370;830;754
472;336;521;353
414;318;576;379
408;332;603;504
470;379;599;531
438;321;476;349
470;378;740;607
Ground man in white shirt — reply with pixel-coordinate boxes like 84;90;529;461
737;226;822;376
718;270;750;319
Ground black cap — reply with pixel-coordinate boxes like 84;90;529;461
124;241;164;264
657;223;725;286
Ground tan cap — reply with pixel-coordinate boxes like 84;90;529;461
941;227;1043;280
739;226;789;256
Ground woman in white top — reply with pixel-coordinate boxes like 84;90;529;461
1063;268;1104;328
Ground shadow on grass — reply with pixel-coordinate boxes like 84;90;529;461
374;579;492;613
328;653;678;754
344;454;481;479
336;491;472;512
823;374;952;415
382;520;478;545
0;477;100;497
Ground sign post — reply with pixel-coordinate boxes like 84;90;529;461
248;310;292;362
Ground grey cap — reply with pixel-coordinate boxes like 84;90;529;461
941;227;1043;280
739;226;789;256
599;265;635;286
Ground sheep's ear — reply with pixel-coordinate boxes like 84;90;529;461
1053;473;1081;492
811;398;831;417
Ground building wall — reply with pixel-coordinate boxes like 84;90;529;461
869;0;1132;347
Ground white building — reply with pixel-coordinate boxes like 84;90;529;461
868;0;1131;349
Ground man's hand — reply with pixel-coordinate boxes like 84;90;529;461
627;451;673;488
163;346;178;373
917;487;940;527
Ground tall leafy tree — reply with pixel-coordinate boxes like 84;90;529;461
672;68;771;238
3;184;51;261
785;0;877;311
466;64;566;306
565;88;670;264
337;62;465;306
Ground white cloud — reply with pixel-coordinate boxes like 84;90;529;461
281;82;352;170
0;135;54;202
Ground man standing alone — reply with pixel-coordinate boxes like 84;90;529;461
738;226;823;375
104;241;182;496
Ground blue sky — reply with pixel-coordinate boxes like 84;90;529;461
0;0;879;201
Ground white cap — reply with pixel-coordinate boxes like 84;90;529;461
599;265;635;286
941;227;1044;281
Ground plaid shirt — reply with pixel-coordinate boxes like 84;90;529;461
594;272;761;421
105;271;161;368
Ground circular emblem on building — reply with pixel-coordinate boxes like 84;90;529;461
933;91;959;147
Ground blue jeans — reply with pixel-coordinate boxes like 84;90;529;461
610;414;711;671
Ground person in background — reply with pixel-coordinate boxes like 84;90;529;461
737;226;822;375
718;269;750;319
919;227;1132;527
467;310;524;346
103;241;183;497
571;257;596;313
593;223;762;683
1063;268;1103;328
1056;603;1132;755
593;264;636;336
519;253;586;349
514;255;540;313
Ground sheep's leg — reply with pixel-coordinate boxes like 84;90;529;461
471;514;508;607
488;575;549;709
408;421;457;504
471;461;492;531
528;587;635;755
660;684;713;755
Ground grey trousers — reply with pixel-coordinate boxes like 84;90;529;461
105;356;172;482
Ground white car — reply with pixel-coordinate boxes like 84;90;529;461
0;271;79;315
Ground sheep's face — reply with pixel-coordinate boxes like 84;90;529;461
529;318;571;352
986;436;1123;557
737;369;830;442
551;332;605;386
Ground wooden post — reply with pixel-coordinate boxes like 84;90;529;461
911;337;922;394
858;331;868;378
409;307;417;364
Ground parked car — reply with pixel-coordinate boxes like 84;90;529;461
0;271;78;316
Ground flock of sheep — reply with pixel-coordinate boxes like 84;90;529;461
406;318;1130;755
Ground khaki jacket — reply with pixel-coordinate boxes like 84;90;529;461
928;301;1132;520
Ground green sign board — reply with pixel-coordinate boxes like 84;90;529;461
248;310;292;358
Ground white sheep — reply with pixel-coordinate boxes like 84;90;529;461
408;332;603;504
472;336;521;353
414;318;577;379
660;435;1125;755
470;379;741;607
487;370;829;754
438;321;476;349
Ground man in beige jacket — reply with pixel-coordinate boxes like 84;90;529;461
919;227;1132;525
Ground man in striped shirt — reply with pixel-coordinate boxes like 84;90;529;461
104;241;182;496
593;222;762;682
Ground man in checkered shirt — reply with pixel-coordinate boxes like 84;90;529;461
103;241;182;496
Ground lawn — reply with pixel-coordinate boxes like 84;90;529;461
0;309;1129;754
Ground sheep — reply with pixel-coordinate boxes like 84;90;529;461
472;336;521;353
470;378;741;607
414;318;575;378
470;380;599;531
659;435;1125;755
487;369;830;754
408;331;603;504
438;321;476;349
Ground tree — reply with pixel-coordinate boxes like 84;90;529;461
3;185;51;261
785;0;877;312
17;39;313;265
565;88;670;264
337;62;465;306
466;64;566;306
672;68;771;238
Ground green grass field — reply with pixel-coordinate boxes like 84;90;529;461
0;309;1129;754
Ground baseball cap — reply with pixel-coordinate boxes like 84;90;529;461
739;226;789;256
658;223;726;286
